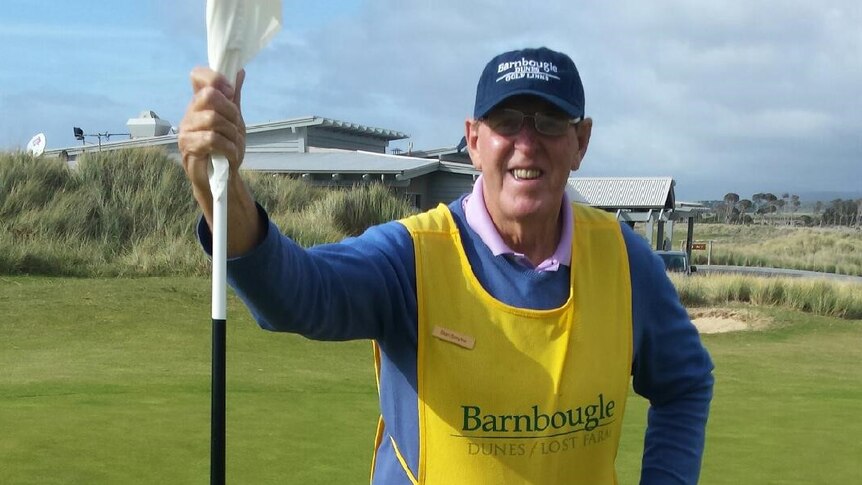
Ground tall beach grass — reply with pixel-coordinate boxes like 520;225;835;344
0;149;416;276
670;273;862;319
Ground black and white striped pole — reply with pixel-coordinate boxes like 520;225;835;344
205;2;281;483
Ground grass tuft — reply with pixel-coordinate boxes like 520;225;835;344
670;273;862;319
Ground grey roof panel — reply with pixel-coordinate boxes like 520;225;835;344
45;115;407;155
242;150;438;176
247;116;408;140
567;177;674;209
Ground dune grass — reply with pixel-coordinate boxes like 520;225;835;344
669;273;862;319
0;150;415;276
2;277;861;484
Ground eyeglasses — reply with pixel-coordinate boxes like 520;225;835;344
481;109;581;137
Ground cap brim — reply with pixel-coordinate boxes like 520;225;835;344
475;88;583;119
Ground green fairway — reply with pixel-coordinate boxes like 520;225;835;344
2;277;861;484
617;306;862;484
0;277;378;484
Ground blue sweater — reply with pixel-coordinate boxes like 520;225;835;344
200;197;714;484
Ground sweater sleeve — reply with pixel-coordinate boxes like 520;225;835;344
197;205;417;341
622;224;714;484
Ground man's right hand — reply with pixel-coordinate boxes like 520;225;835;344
178;67;246;204
178;67;263;257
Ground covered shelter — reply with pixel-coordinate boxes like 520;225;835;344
567;177;707;259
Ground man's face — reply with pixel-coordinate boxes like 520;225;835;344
466;95;592;228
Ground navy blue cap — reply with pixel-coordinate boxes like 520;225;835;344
473;47;585;120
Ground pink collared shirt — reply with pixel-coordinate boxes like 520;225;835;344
463;175;573;271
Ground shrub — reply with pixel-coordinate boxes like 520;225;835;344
308;184;416;237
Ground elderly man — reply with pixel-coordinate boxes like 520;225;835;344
179;46;713;484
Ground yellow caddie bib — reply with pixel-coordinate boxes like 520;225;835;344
398;203;633;484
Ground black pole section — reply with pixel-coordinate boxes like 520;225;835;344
686;217;695;263
211;318;226;485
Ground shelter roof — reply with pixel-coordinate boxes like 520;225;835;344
567;177;675;210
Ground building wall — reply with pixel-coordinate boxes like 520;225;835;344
307;128;389;153
405;176;430;210
246;128;305;152
425;172;476;208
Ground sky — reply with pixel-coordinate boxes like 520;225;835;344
2;0;860;201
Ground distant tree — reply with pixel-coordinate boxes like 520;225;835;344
774;199;786;212
777;193;789;224
717;204;726;223
737;199;753;224
750;193;792;224
814;200;823;227
821;198;859;227
846;199;859;226
723;192;740;224
827;199;843;225
766;194;784;224
751;193;766;224
790;194;800;223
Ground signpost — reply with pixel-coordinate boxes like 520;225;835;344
683;240;713;265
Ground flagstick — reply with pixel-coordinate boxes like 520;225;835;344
211;170;228;485
209;52;237;485
205;0;281;479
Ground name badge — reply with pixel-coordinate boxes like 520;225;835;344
432;326;475;350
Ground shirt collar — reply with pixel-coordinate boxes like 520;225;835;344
463;175;573;271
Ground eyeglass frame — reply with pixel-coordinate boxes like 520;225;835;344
479;108;583;137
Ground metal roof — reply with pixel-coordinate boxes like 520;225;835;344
409;142;472;164
241;149;447;180
438;160;479;176
567;177;675;210
247;116;408;140
43;116;407;156
44;134;176;157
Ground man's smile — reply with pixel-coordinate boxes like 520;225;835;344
511;168;543;180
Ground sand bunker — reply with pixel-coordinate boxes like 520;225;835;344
689;308;772;334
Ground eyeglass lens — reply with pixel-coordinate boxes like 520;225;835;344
487;109;573;136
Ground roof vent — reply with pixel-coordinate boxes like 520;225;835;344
127;110;172;138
